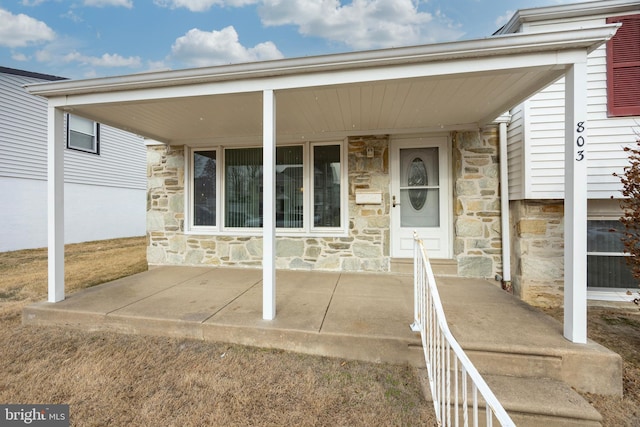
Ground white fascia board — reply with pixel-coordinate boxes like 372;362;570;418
497;0;637;34
31;25;618;104
48;48;600;111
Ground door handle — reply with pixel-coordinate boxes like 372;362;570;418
392;195;400;207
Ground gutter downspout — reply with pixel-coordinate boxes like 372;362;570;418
495;113;512;292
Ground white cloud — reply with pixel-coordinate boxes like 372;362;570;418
61;10;84;23
11;52;30;61
20;0;47;6
147;60;170;71
153;0;463;49
258;0;461;50
495;10;515;29
34;49;53;63
62;51;143;67
83;0;133;7
0;8;56;48
154;0;256;12
35;43;142;69
170;26;284;67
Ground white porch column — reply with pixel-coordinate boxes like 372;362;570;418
48;106;65;302
263;89;276;320
564;60;588;343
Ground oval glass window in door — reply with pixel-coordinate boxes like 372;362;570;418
408;158;428;210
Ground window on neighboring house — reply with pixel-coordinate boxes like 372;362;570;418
587;219;635;288
67;114;100;154
189;142;344;234
606;14;640;117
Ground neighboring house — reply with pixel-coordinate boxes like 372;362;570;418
26;0;627;341
495;0;640;304
0;67;147;252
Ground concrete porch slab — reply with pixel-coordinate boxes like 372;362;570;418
40;266;213;315
22;266;622;397
23;267;422;365
111;268;262;322
205;270;340;331
321;273;414;338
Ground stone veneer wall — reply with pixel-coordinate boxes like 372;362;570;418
452;127;503;279
510;200;564;307
146;136;392;272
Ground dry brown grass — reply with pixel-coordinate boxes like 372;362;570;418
0;236;148;308
0;237;435;426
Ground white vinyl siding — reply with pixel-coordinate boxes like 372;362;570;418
0;70;147;190
526;78;565;199
64;124;146;189
506;103;525;199
0;72;49;180
1;68;147;250
507;12;640;200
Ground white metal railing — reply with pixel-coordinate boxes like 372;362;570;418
411;234;515;427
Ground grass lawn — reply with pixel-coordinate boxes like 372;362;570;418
0;237;434;426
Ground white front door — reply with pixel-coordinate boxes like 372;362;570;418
390;136;451;259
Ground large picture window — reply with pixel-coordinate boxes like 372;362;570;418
189;142;343;234
67;114;100;154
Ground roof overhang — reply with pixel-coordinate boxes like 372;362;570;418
496;0;637;35
26;25;619;145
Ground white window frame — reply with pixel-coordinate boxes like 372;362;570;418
310;140;349;235
66;114;100;154
586;215;637;302
189;147;220;232
185;140;348;237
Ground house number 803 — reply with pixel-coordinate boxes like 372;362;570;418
576;121;585;162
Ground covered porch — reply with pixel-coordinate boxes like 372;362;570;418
26;23;621;345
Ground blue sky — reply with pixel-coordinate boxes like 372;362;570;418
0;0;586;80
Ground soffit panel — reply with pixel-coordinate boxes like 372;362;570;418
64;64;565;144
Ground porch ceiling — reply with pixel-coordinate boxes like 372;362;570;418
61;66;563;145
27;25;619;145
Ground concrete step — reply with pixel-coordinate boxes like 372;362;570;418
418;370;602;427
436;276;623;396
464;347;563;380
460;341;621;396
390;258;458;276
